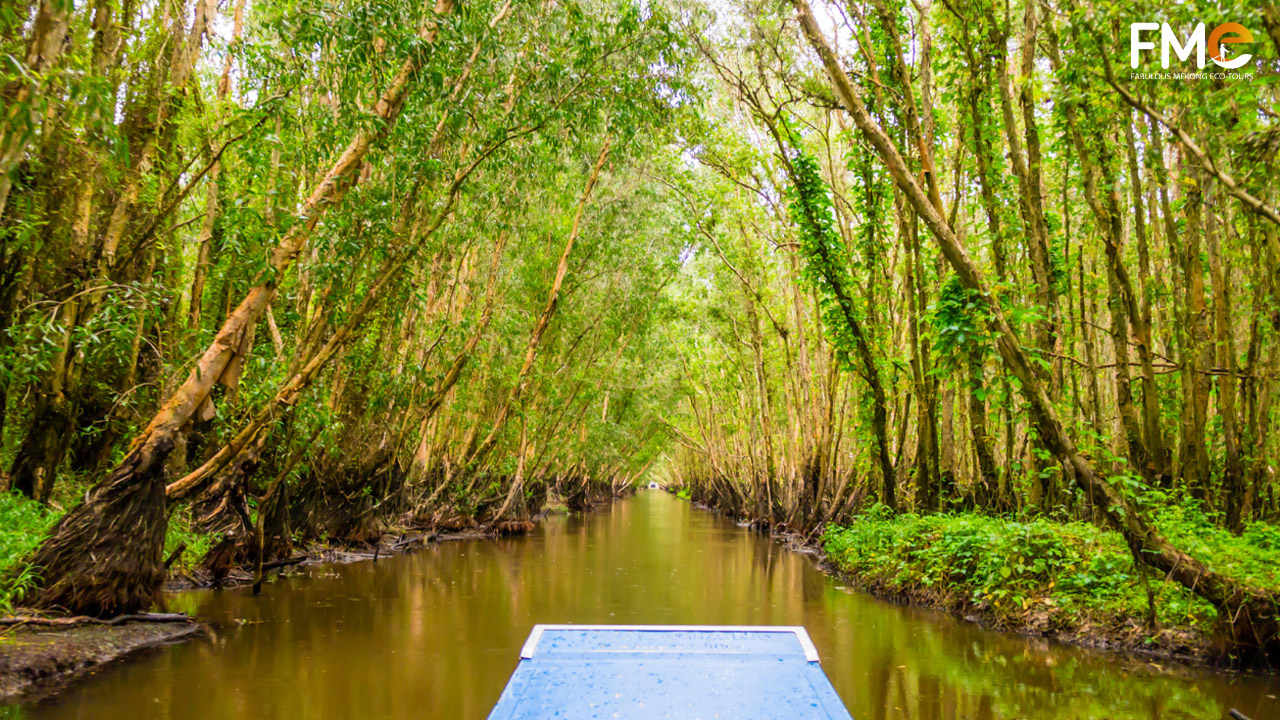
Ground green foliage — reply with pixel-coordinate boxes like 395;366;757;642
823;507;1280;637
163;507;217;576
784;150;866;373
928;274;992;366
1154;501;1280;591
0;492;57;613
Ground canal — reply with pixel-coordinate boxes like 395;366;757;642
10;491;1279;719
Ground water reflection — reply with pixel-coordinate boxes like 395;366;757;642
9;492;1279;720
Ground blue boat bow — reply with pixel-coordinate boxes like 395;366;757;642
487;624;855;719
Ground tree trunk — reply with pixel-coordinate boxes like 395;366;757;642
1123;113;1171;482
25;0;456;616
790;0;1280;661
465;139;611;468
1204;178;1245;530
901;206;935;510
0;0;71;216
1181;173;1214;499
188;0;247;331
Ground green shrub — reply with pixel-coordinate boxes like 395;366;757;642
163;505;217;575
0;492;58;613
822;506;1280;635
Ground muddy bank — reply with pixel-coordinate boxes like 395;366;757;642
162;530;436;591
162;482;624;591
0;532;427;704
3;497;621;704
2;532;435;704
0;619;203;703
162;507;583;592
811;554;1218;667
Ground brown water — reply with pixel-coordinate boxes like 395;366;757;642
7;491;1279;720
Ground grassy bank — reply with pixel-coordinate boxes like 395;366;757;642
821;503;1280;662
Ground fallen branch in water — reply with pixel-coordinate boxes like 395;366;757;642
259;555;307;572
391;534;431;550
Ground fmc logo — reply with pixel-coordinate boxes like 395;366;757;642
1130;22;1254;69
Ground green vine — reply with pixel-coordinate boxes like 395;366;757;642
784;149;866;375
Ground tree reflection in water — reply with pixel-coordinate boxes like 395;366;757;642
16;493;1280;720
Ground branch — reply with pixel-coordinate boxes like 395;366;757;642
1102;68;1280;229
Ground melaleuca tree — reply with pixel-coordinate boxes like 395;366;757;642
784;149;896;510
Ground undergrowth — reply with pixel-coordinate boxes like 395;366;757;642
163;505;217;575
821;501;1280;652
0;492;57;613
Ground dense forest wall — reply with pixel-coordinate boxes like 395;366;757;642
659;0;1280;661
0;0;688;615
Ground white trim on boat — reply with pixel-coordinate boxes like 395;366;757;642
518;624;822;663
